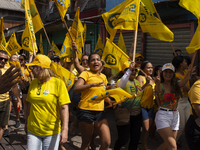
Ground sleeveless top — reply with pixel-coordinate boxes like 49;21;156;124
158;83;179;108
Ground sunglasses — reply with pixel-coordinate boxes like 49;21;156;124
131;69;138;72
53;59;60;63
0;57;8;63
82;59;88;62
177;53;183;56
136;58;143;62
19;59;24;61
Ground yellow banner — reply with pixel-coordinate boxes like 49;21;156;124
21;0;25;9
50;62;75;91
141;0;156;14
52;0;70;21
6;32;22;55
118;32;127;54
0;44;11;56
2;31;6;47
39;34;44;54
21;26;38;53
102;38;129;72
94;34;104;58
186;20;200;54
179;0;200;19
139;1;174;42
102;0;135;39
89;88;134;104
52;41;60;55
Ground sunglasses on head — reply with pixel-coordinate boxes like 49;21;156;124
136;58;143;62
0;57;8;62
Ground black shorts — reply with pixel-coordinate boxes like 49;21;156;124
0;99;10;127
76;108;106;123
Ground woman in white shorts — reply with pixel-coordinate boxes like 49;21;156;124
154;63;194;150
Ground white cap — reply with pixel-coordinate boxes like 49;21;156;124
162;63;175;72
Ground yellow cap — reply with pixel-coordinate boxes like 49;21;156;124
64;57;71;62
122;61;131;71
26;54;51;69
135;53;144;59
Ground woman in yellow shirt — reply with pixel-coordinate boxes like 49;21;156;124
25;55;71;150
74;53;111;150
137;60;155;150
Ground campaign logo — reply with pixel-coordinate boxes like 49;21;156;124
139;13;146;23
67;79;72;85
22;37;29;47
105;54;117;65
108;13;120;29
94;48;103;58
43;89;49;95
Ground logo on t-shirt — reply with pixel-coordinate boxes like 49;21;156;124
43;89;49;95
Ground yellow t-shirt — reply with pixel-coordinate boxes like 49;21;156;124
0;65;10;102
78;70;108;111
175;72;190;97
27;77;71;136
188;79;200;115
21;66;30;82
139;75;155;109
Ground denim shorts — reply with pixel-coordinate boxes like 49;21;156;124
76;108;106;123
155;107;179;131
141;106;154;121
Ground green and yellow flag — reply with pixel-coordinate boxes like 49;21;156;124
52;41;60;55
139;1;174;42
102;38;129;72
179;0;200;19
21;26;38;53
118;32;127;54
186;20;200;54
39;34;43;54
83;23;87;42
52;0;70;21
21;0;25;9
94;34;104;58
102;0;139;41
6;32;22;55
50;62;75;91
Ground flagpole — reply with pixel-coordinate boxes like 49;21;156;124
132;30;138;61
31;39;36;56
42;26;52;49
63;20;74;42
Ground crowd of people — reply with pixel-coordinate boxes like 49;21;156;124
0;43;200;150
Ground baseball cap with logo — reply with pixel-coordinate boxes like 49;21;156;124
162;63;175;72
26;54;51;69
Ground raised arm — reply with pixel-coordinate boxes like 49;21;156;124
72;42;85;74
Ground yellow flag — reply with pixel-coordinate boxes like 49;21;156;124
139;1;174;42
57;31;73;58
186;20;200;54
50;62;75;91
21;0;25;9
94;34;104;58
83;23;87;42
71;7;84;60
141;0;156;14
52;41;60;55
29;0;43;33
102;38;129;72
118;32;127;54
39;34;44;54
102;0;136;40
0;17;3;44
52;0;70;21
0;44;11;56
114;0;140;30
179;0;200;19
6;32;22;55
2;32;6;47
89;88;134;104
21;26;38;53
